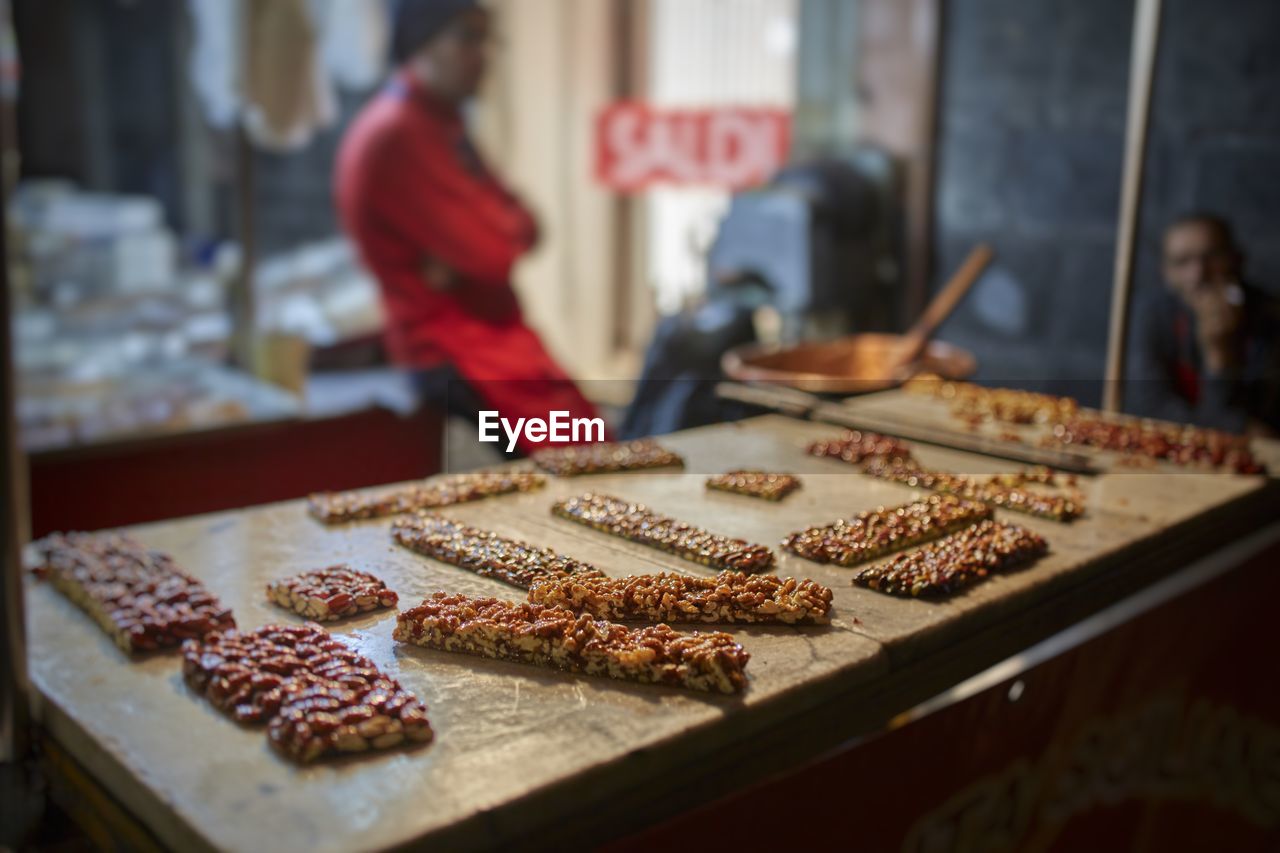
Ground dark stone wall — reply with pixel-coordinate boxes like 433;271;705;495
15;0;187;226
931;0;1280;403
251;91;372;257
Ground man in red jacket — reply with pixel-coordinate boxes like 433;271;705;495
336;0;603;455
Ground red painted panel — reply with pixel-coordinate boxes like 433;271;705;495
27;408;442;536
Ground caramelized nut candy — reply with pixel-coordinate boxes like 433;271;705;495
552;493;775;573
308;471;546;524
268;670;433;764
395;592;750;694
33;531;235;654
528;569;832;625
185;623;434;763
532;439;684;476
782;495;991;567
266;565;398;621
807;430;912;465
852;519;1047;598
706;471;801;501
862;456;1084;522
392;514;606;589
182;623;360;723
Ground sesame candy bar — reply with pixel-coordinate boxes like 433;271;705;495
392;514;606;589
851;519;1048;598
33;531;235;654
183;623;433;762
863;456;1084;521
782;495;992;567
808;430;912;465
531;438;685;477
394;592;750;693
527;570;832;625
266;566;399;621
706;471;802;501
307;471;546;524
551;493;776;573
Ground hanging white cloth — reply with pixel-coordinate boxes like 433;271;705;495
187;0;241;130
240;0;336;149
185;0;389;151
314;0;389;91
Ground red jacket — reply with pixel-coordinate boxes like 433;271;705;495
336;73;604;451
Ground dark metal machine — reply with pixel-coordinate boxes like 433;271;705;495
622;156;897;437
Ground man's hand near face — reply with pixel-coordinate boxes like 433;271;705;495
1162;217;1247;374
1190;279;1245;374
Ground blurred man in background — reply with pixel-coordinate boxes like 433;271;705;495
1128;213;1280;434
336;0;602;456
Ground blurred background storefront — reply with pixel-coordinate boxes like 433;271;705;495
5;0;1279;534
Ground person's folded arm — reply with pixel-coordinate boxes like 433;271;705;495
367;134;532;288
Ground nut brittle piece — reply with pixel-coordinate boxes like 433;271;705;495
851;520;1048;598
862;456;1084;522
531;438;684;477
33;531;235;654
307;471;546;524
938;381;1079;425
528;570;832;625
267;661;434;763
182;623;360;723
807;430;912;465
266;565;399;621
394;592;750;693
706;471;802;501
392;514;606;589
183;623;433;762
552;493;775;573
782;495;992;567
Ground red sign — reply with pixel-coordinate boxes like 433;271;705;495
595;102;791;192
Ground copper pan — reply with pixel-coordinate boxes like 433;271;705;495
723;244;990;395
722;333;976;395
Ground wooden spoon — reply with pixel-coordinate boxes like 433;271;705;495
891;243;994;377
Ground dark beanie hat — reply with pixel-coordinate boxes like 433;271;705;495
390;0;481;63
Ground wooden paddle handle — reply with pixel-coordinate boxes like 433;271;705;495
895;243;994;369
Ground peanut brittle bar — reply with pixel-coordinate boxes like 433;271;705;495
527;570;832;625
531;438;684;476
551;493;776;573
392;514;606;589
394;592;750;693
183;623;358;723
782;495;992;567
183;623;433;762
706;471;802;501
266;566;399;621
938;381;1079;425
863;456;1084;521
851;519;1047;598
1050;415;1266;474
267;660;434;763
808;430;912;465
33;531;235;654
307;471;546;524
